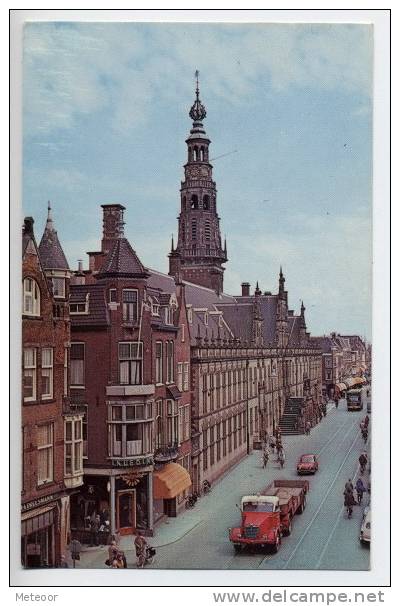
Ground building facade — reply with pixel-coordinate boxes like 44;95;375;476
21;212;83;568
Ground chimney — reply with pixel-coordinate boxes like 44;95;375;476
78;260;83;273
23;217;34;236
241;282;250;297
101;204;126;254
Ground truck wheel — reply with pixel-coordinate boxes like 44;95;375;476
234;544;242;553
272;534;281;553
298;497;306;514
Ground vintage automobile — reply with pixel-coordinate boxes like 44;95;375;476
229;480;309;553
359;506;371;545
296;453;319;475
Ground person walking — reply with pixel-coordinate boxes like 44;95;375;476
269;435;276;453
262;448;269;469
356;478;366;504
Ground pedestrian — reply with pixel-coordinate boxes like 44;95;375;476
262;448;269;469
356;478;366;504
90;514;100;547
305;421;311;435
106;540;118;566
269;435;275;453
359;452;368;474
344;479;354;495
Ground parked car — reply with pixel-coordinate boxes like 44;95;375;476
297;454;319;475
359;506;371;545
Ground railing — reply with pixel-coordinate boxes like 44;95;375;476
154;442;179;462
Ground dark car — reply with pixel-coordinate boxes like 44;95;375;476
297;454;318;475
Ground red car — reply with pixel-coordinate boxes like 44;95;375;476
297;454;318;475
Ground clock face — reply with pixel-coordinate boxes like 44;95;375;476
190;167;200;178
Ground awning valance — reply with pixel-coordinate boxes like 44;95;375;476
344;378;357;388
336;382;347;391
153;463;191;500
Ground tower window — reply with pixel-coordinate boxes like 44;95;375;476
205;220;211;241
191;219;197;240
191;195;199;210
203;195;210;210
194;146;199;161
182;196;187;210
200;147;204;161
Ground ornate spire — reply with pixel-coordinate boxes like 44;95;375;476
279;266;285;297
46;200;55;231
189;70;207;122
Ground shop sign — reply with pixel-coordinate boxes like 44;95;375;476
111;456;153;467
22;494;56;512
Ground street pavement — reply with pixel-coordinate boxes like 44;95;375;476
78;396;371;571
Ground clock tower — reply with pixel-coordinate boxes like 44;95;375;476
169;73;227;294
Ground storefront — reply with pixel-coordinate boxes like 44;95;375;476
70;466;154;542
21;503;58;568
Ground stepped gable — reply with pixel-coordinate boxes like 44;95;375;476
98;237;149;278
38;203;70;270
70;283;109;327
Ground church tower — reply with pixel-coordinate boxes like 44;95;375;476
169;72;227;294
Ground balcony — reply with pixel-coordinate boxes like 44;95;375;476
154;442;179;463
106;384;155;397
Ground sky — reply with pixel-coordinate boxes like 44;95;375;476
22;21;373;340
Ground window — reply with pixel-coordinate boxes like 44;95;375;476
23;348;36;401
178;404;190;442
166;341;174;383
109;288;117;303
63;347;68;396
122;289;138;323
70;343;85;387
203;195;210;210
181;324;185;343
65;418;83;476
191;219;197;239
166;400;179;445
183;362;189;391
37;423;53;485
70;293;89;314
177;362;183;391
205;220;211;240
52;277;65;298
155;399;163;448
109;404;152;457
187;307;193;324
119;342;143;385
191;195;199;210
23;278;40;316
165;306;173;325
155;342;163;384
41;348;53;399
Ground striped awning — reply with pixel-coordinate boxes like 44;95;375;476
153;463;191;499
352;377;365;386
21;504;55;536
336;382;348;392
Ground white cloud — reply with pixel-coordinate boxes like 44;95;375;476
23;22;372;137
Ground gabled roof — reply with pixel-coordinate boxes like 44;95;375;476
98;238;149;278
38;205;69;270
217;295;278;345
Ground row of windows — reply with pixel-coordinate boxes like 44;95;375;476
155;400;190;448
23;277;66;317
22;419;83;490
202;413;247;471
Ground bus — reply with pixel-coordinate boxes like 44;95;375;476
346;388;364;411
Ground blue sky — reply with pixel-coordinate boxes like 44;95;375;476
23;22;372;339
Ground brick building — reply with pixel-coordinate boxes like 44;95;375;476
68;204;192;539
21;211;83;568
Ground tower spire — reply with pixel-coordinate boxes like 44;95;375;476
46;200;54;231
189;70;207;123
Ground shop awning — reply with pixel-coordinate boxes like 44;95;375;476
344;378;357;388
336;382;348;392
21;504;55;536
153;463;191;500
352;377;365;385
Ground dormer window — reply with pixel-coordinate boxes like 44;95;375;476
23;278;40;316
165;306;173;325
70;293;90;315
187;307;193;324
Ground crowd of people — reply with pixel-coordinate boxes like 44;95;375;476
343;413;371;518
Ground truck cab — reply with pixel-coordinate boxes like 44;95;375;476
229;495;282;553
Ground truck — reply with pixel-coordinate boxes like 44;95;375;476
347;388;364;411
229;479;309;554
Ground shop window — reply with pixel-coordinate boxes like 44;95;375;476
23;348;37;402
23;278;40;316
37;423;53;485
